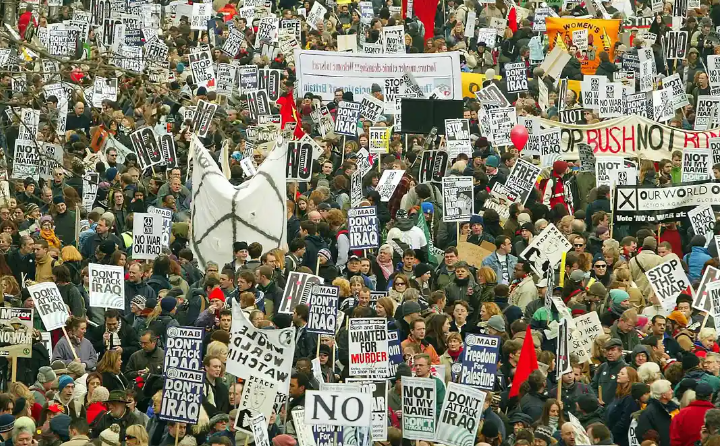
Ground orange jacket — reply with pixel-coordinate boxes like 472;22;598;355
401;338;441;364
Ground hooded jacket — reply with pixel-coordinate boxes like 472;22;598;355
607;394;641;446
300;235;328;271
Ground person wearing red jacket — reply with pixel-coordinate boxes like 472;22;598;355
669;382;715;446
18;6;36;40
542;160;571;213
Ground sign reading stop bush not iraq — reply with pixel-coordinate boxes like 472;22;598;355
348;207;379;250
402;376;437;440
442;176;474;222
88;264;124;309
160;326;204;424
349;318;389;377
29;282;69;331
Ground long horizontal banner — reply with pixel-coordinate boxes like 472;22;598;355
294;50;462;101
540;115;720;161
614;181;720;223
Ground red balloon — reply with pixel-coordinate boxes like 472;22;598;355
510;125;529;151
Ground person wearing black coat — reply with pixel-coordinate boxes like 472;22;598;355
608;383;649;446
300;221;328;271
202;356;230;418
635;384;679;446
561;56;584;80
595;52;619;81
366;190;391;228
519;370;548;422
591;338;627;405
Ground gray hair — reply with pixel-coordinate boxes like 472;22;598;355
637;362;662;384
650;379;672;399
403;288;420;302
12;427;33;442
534;219;548;232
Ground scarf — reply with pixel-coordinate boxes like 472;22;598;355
41;228;61;249
378;258;393;279
448;346;463;362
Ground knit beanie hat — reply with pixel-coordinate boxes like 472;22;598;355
100;424;121;446
272;435;297;446
90;386;110;404
58;375;74;392
631;382;650;401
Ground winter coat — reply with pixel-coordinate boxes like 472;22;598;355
124;280;157;315
519;391;548;422
509;276;537;311
577;406;606;429
629;250;666;299
669;399;713;446
443;276;482;310
301;235;328;271
607;394;641;446
549;381;593;420
147;274;172;295
595;60;619;81
57;283;86;317
54;210;77;246
685;246;712;282
610;322;641;351
561;57;583;80
636;398;679;446
591;358;627;405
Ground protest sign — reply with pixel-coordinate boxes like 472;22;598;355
0;308;32;358
615;182;720;223
335;102;361;136
487;107;516;146
12;140;39;181
279;272;324;314
188;49;215;90
435;383;486;446
662;73;690;109
582;75;605;109
624;92;650;117
419;150;448;183
349;318;389;377
682;148;712;182
599;82;624;118
402;377;437;440
520;224;573;279
345;379;388;441
359;94;384;122
192;100;218;138
505;159;542;205
351;170;363;208
687;205;715;242
29;282;69;331
82;172;99;212
445;119;472;159
257;17;279;43
505;62;529;93
538;128;562;167
148;206;172;248
227;307;295;394
665;31;688;59
348;207;380;250
387;330;403;378
88;264;124;309
163;326;203;371
306;1;327;28
304;390;373;426
459;334;500;390
646;258;690;311
130;127;164;171
442;177;474;223
286;140;316;182
250;414;271;446
695;96;720;130
557;318;572;378
382;25;405;54
653;88;675;123
307;285;339;335
376;170;405;202
293;409;317;446
160;326;204;424
131;213;163;260
235;374;279;432
570;311;602;363
475;84;510;107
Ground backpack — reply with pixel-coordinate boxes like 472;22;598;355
147;315;179;348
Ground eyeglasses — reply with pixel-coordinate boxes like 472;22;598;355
574;243;585;247
594;264;607;268
395;282;406;286
126;436;137;440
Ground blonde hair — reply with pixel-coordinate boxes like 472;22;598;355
332;277;351;297
270;248;285;270
126;425;149;446
61;245;83;262
97;349;122;374
700;327;717;342
8;382;34;406
207;341;228;360
477;266;497;284
592;334;611;360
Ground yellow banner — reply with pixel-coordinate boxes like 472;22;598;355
545;18;622;75
461;73;502;99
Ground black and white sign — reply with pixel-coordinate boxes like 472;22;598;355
335;102;361;136
348;207;380;250
505;62;528;93
88;264;125;309
419;150;448;183
307;285;339;335
442;176;474;223
646;258;690;311
665;31;688;59
304;389;372;426
682;148;712;182
132;213;163;260
29;283;69;331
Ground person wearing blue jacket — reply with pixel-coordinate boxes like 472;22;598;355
684;235;712;282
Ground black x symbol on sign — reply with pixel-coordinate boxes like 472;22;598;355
618;190;636;210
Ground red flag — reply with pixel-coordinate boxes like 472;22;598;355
507;7;518;33
278;89;305;139
509;326;538;398
403;0;438;40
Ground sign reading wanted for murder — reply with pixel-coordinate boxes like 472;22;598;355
348;318;389;377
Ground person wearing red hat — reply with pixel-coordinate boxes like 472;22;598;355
542;160;572;213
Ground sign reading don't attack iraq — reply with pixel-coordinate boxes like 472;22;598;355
159;326;205;424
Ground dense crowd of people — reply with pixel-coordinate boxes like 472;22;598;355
0;0;719;445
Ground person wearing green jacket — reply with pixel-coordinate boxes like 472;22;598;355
671;150;683;184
